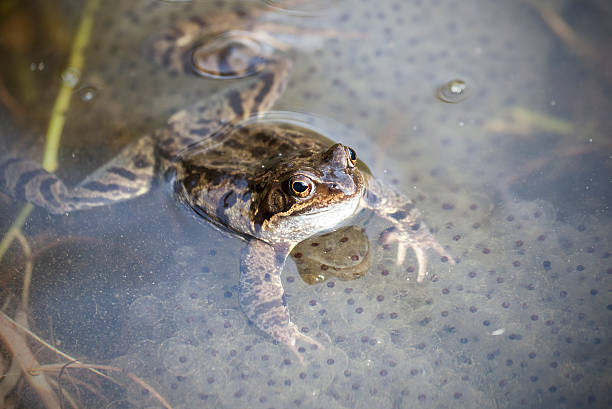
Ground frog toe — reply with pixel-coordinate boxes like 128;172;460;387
379;227;453;282
277;322;324;364
429;239;456;266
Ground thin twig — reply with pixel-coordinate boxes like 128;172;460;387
0;230;33;406
529;1;612;86
0;311;109;383
36;363;174;409
0;204;34;264
13;231;32;312
47;377;79;409
0;311;61;409
57;360;76;409
44;371;106;403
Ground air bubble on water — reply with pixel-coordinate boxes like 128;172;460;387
77;86;98;102
437;79;469;103
61;67;80;86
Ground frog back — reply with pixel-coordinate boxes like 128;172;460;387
174;123;333;238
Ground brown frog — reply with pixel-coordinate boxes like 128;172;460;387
0;12;453;361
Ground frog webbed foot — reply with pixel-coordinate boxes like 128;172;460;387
364;178;454;282
273;322;323;364
239;239;322;363
379;224;455;283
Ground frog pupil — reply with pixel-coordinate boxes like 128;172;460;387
348;147;357;161
292;181;309;193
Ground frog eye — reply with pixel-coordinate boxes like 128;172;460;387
345;146;357;167
288;175;314;198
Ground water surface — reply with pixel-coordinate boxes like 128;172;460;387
0;0;610;408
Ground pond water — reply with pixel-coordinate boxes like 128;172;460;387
0;0;610;408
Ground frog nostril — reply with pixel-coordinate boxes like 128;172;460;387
324;144;348;165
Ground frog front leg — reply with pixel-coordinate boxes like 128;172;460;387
363;176;454;282
239;238;322;362
0;135;157;214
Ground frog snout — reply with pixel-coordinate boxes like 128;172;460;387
327;173;358;195
324;143;350;168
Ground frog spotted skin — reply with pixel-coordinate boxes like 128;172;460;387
0;11;453;361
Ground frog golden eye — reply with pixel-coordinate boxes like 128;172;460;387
346;147;357;167
288;175;314;198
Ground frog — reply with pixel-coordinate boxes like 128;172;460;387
0;11;454;361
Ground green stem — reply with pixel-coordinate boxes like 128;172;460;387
0;204;33;261
0;0;100;263
43;0;99;173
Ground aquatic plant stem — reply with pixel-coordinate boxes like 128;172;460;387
0;203;33;261
0;0;100;263
43;0;99;172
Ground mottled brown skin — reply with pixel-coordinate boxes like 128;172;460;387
0;10;453;361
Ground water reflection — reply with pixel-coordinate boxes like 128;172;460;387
291;225;370;284
0;0;610;408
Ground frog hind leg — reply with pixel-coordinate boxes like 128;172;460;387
143;13;255;76
239;238;322;363
0;135;158;214
156;58;291;158
144;15;291;157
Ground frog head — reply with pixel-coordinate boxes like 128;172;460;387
250;143;365;243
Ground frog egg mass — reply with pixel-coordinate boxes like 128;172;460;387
0;0;609;408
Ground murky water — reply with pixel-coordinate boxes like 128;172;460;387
0;0;610;408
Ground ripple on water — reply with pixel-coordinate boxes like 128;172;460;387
262;0;342;17
77;85;98;102
191;31;274;79
437;78;470;103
